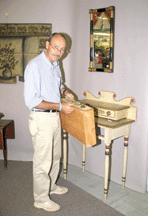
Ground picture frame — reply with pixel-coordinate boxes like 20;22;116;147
89;6;115;72
0;23;52;83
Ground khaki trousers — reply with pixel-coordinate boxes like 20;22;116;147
29;111;61;204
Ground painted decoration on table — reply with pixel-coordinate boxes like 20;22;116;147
0;23;52;83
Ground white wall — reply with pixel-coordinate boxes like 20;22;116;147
0;0;148;194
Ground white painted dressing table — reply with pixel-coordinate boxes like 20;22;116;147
61;91;137;200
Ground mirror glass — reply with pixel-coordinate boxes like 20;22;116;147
89;6;115;72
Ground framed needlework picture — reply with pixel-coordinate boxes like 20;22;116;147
0;23;52;83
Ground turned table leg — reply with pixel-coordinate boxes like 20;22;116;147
122;137;129;188
82;144;86;171
104;143;110;200
3;140;7;169
63;129;68;179
0;128;7;169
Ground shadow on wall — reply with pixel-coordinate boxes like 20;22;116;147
58;32;78;99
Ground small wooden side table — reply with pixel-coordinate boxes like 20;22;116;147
62;91;137;200
0;120;15;169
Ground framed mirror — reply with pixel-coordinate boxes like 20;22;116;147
89;6;115;72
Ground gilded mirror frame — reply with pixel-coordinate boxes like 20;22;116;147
89;6;115;72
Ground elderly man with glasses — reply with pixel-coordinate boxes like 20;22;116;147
24;33;74;212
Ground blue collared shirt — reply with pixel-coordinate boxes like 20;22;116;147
24;50;64;110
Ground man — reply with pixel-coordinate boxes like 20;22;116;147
24;33;74;212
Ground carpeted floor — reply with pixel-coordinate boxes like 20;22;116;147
0;160;124;216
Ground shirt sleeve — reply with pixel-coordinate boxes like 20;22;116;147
24;61;43;110
60;81;64;90
58;66;64;90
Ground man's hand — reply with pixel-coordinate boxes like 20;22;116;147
61;102;74;114
65;92;74;100
61;88;74;100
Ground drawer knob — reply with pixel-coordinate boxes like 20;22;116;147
106;111;111;116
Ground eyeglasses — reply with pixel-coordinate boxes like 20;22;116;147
49;43;65;53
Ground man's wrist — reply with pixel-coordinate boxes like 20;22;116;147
59;102;62;111
63;89;67;95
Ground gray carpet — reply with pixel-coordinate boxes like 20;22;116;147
0;160;124;216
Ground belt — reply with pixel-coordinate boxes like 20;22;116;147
32;110;59;113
